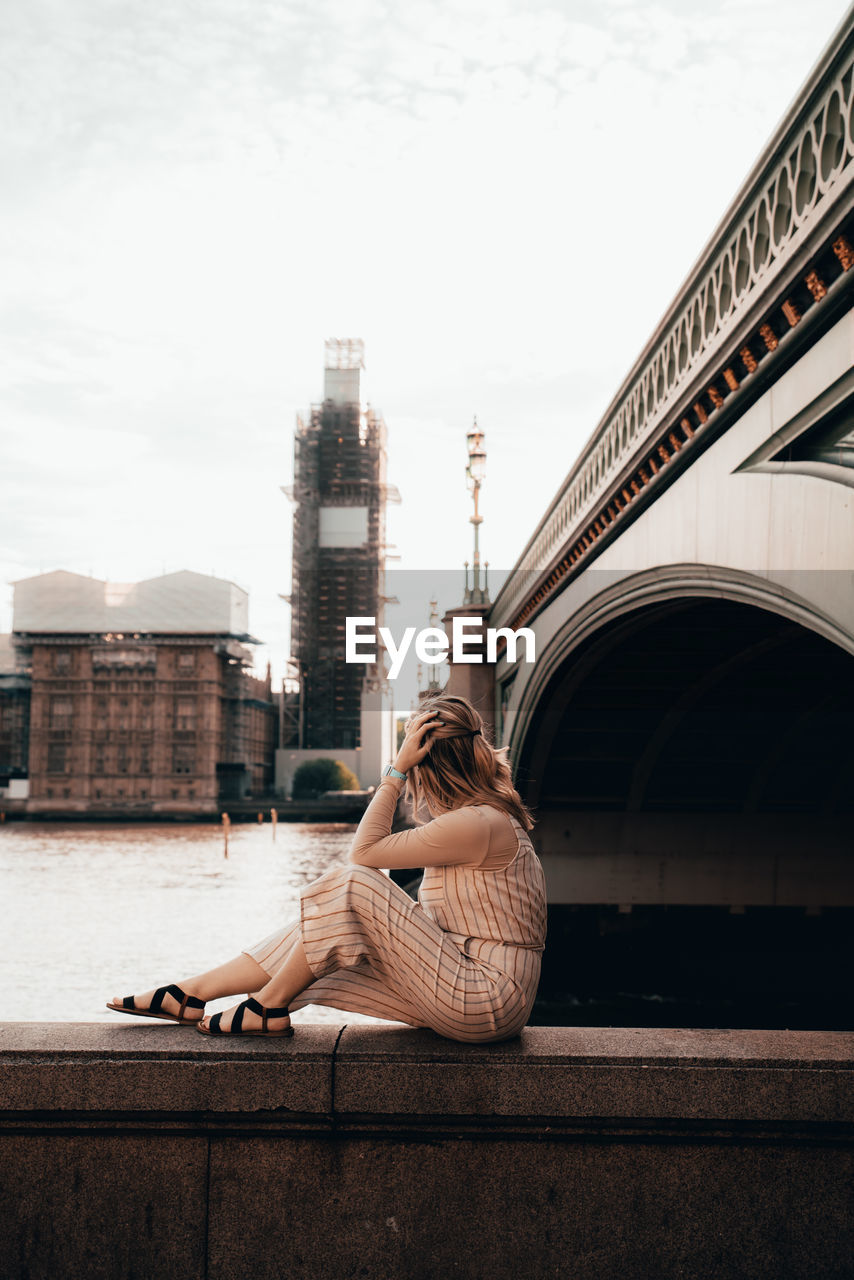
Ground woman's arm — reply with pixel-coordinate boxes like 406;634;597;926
347;775;489;869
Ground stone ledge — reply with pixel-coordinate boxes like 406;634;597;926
0;1022;339;1115
1;1023;852;1130
335;1025;854;1125
3;1025;854;1279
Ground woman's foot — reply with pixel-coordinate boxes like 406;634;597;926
197;996;292;1037
106;982;206;1024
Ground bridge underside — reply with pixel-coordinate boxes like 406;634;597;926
517;596;854;1028
523;596;852;820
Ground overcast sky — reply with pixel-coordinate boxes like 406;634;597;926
2;0;851;693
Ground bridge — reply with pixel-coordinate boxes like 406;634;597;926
446;20;854;945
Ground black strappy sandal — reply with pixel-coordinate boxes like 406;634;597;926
196;996;293;1038
106;983;206;1025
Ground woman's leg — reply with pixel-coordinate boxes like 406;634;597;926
203;863;520;1040
118;864;521;1039
243;915;426;1027
112;952;272;1022
197;940;314;1032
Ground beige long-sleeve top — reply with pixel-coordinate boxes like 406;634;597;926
348;775;520;871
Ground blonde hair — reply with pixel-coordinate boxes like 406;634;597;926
404;693;534;832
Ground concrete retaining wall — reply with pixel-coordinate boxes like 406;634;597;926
1;1024;852;1279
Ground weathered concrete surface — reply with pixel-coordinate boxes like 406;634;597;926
2;1136;207;1280
0;1020;338;1117
1;1023;853;1280
334;1024;854;1125
208;1138;854;1280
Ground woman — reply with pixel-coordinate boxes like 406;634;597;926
107;694;547;1043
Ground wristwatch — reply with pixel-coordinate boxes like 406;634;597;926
382;764;407;781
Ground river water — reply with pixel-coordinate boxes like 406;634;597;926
1;820;387;1025
4;821;846;1032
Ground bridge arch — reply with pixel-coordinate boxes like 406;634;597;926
506;565;853;1027
511;564;854;819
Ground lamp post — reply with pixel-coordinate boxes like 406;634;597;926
438;417;495;736
464;418;489;605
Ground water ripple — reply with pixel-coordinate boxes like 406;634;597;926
0;821;384;1025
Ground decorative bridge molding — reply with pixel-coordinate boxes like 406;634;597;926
492;17;854;632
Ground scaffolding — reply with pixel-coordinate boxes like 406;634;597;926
287;341;393;750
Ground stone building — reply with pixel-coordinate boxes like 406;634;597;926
10;570;276;817
0;634;31;810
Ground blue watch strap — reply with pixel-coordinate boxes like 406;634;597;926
382;764;407;781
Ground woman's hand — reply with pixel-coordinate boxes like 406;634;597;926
393;709;442;775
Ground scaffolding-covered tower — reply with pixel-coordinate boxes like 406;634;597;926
286;340;395;756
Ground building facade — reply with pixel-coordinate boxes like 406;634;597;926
10;570;276;817
0;635;31;808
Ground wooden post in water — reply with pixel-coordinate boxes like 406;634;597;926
271;808;277;842
222;812;230;859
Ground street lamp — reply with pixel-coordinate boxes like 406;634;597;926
464;418;489;605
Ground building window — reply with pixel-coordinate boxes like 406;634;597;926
47;743;68;774
140;789;147;800
94;748;106;774
139;752;151;774
177;651;196;672
172;745;195;775
174;698;196;731
53;651;71;675
172;788;179;799
50;697;73;730
63;788;71;799
117;747;129;774
140;699;153;731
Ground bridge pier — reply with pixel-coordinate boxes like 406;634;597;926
439;602;496;736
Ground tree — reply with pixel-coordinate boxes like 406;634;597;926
291;757;360;799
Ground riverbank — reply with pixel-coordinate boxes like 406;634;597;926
0;794;373;823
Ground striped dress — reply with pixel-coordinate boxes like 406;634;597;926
245;777;547;1043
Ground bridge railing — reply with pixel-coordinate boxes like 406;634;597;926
491;13;854;629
